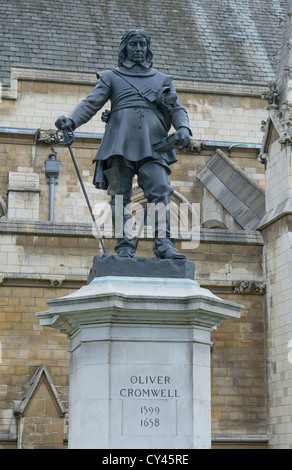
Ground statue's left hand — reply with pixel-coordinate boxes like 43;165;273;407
175;127;191;147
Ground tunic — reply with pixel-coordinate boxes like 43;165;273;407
69;62;191;167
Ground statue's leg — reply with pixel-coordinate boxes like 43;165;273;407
137;161;186;259
103;164;136;257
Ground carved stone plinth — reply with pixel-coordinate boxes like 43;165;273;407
37;260;243;449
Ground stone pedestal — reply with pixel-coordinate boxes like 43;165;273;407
37;259;242;449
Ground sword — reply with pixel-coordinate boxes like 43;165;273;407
153;132;206;153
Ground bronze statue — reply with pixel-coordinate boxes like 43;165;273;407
56;29;192;259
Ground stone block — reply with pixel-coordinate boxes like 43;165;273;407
197;149;265;230
7;171;40;221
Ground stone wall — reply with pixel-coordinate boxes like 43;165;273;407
0;284;70;449
211;293;266;439
261;215;292;448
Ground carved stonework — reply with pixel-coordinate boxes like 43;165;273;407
175;138;206;153
278;130;292;145
262;80;279;107
257;152;269;164
48;276;66;287
284;64;292;80
34;129;60;145
233;281;266;295
187;139;206;153
262;80;292;148
277;101;292;145
261;119;268;133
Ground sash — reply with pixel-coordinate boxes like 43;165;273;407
111;69;171;131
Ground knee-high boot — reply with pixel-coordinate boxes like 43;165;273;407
103;166;136;257
138;161;186;259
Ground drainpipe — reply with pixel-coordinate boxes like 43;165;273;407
45;149;60;222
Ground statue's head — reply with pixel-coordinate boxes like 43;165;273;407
118;29;153;66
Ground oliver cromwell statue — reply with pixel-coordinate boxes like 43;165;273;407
56;29;192;259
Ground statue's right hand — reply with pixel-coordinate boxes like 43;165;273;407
55;115;74;130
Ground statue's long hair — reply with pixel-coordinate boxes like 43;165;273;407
118;29;153;66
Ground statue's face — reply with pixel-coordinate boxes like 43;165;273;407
126;34;148;64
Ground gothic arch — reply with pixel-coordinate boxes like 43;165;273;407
131;183;199;231
91;184;199;240
14;365;66;449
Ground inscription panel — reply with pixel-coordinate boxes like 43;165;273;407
123;400;176;436
112;368;187;437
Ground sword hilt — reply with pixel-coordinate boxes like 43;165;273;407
56;127;75;146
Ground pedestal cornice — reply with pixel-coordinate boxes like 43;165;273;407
37;276;243;339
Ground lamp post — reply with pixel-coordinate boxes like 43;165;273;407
45;149;60;222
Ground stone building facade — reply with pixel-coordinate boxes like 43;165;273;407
0;0;291;449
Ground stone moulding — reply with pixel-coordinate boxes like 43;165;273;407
2;66;267;102
0;219;264;244
13;365;65;419
37;276;243;343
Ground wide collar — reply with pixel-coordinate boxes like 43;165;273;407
117;59;157;77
